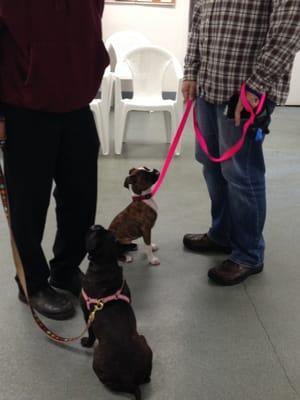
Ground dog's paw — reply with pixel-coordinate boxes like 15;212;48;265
81;337;94;348
119;254;134;263
149;256;160;266
151;243;159;252
124;254;134;263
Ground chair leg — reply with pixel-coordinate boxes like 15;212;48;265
90;102;107;155
99;106;110;155
163;111;172;143
114;106;127;155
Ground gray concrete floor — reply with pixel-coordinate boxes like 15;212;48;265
0;107;300;400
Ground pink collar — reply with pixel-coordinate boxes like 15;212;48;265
81;281;131;311
132;193;153;201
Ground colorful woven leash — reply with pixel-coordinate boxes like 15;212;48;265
0;158;94;344
152;83;266;195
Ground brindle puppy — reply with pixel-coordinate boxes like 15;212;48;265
80;225;152;400
109;167;160;265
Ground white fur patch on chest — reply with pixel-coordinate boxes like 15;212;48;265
142;198;158;213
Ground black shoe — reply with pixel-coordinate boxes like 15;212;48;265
18;285;75;320
183;233;231;254
49;270;84;297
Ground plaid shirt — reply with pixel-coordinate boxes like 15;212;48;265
184;0;300;105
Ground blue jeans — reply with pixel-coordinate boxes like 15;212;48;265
195;96;275;268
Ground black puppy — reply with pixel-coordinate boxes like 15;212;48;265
80;225;152;400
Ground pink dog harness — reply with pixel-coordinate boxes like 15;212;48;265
81;281;131;312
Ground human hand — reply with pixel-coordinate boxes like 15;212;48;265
234;91;260;127
182;80;197;102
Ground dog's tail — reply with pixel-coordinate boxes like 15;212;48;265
134;386;142;400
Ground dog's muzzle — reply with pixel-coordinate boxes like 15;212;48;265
151;169;160;183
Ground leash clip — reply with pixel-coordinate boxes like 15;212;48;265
95;300;104;311
89;301;104;322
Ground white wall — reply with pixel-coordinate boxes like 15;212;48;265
286;52;300;105
102;0;189;65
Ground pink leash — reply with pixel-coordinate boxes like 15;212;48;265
151;83;266;196
193;83;267;163
151;99;193;196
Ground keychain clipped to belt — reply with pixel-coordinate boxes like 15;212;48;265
225;91;272;142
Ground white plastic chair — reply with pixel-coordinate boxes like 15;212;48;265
105;31;151;77
114;45;183;155
90;67;112;155
105;31;151;110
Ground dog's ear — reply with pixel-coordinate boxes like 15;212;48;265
124;176;131;189
124;168;138;189
124;175;137;189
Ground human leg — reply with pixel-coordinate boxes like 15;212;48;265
3;105;74;318
183;96;231;251
49;107;100;294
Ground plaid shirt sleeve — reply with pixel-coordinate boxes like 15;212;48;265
183;2;201;81
247;0;300;94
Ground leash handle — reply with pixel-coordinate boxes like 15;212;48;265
0;160;92;344
240;83;266;116
151;99;193;196
193;83;267;163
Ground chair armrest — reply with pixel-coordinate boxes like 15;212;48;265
114;61;133;80
103;65;111;78
170;57;184;103
172;57;184;81
101;71;111;100
175;77;184;104
114;74;123;103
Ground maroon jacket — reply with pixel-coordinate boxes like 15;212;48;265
0;0;109;112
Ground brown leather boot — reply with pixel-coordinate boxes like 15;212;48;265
208;259;263;286
183;233;231;253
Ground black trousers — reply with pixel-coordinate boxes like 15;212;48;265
2;105;100;294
